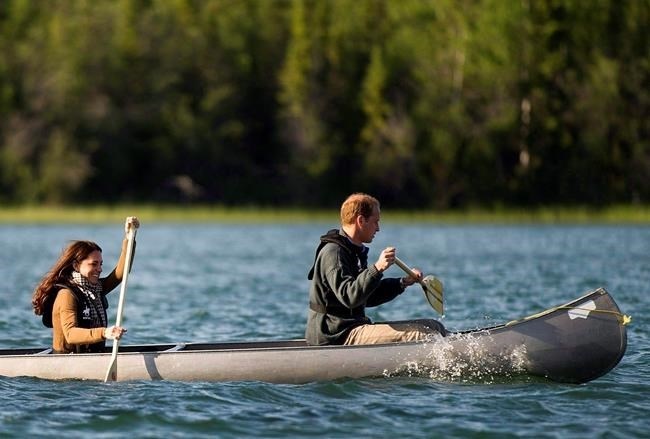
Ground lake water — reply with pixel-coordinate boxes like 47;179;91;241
1;222;648;438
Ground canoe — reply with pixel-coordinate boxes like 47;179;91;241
0;288;628;384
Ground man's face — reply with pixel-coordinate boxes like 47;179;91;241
359;206;380;243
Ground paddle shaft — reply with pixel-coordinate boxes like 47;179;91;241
104;226;137;382
394;257;422;285
394;256;444;315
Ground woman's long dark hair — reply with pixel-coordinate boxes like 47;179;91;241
32;240;102;315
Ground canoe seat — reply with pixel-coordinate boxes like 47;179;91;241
165;343;186;352
35;348;53;355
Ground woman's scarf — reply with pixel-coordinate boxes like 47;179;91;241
71;271;107;327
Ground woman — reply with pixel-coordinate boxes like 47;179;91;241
32;217;139;353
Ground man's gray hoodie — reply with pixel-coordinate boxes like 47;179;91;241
305;229;404;345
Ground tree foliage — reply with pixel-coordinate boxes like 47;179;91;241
0;0;648;208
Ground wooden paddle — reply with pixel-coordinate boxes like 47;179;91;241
104;219;138;382
394;257;444;315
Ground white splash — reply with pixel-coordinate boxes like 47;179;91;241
383;332;529;383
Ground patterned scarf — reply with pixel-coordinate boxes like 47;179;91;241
71;271;107;327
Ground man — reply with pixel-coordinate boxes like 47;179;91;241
306;193;446;345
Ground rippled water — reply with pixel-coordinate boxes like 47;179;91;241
1;223;648;438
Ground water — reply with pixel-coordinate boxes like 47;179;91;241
1;223;648;438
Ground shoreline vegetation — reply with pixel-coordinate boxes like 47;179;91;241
1;205;649;225
1;2;647;209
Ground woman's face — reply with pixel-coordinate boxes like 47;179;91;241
76;250;103;284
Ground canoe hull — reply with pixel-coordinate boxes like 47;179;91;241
454;288;627;383
0;288;627;384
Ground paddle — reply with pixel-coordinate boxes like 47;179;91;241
394;257;444;315
104;219;138;382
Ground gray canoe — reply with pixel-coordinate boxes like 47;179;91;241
0;288;628;384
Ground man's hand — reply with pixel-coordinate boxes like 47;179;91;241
401;268;423;287
374;247;396;272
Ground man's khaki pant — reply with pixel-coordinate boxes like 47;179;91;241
343;319;447;345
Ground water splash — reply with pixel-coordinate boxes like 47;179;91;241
383;332;529;383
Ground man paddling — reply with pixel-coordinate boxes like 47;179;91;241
305;193;446;345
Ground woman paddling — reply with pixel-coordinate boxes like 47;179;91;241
31;217;139;353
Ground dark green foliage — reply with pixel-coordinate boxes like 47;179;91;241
0;0;647;207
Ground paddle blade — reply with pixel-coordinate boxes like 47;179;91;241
421;275;444;315
104;355;117;382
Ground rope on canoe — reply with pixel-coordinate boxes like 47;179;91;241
505;306;632;327
556;306;632;326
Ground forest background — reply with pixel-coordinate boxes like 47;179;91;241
0;0;648;213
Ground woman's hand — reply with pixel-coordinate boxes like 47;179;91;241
124;216;140;234
104;325;127;340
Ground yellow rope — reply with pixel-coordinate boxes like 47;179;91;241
556;306;632;326
506;305;632;327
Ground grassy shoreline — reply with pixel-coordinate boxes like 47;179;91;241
1;204;649;224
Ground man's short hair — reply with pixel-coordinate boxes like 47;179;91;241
340;193;380;225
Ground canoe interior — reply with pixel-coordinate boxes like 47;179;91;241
0;288;626;357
